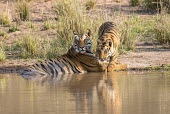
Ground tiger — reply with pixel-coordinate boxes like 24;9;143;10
96;22;127;71
21;30;100;78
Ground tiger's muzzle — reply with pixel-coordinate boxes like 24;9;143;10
79;47;86;53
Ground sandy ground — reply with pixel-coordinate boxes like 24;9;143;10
118;44;170;69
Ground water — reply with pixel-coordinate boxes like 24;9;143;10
0;71;170;114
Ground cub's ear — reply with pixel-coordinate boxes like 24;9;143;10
86;29;91;37
73;31;78;35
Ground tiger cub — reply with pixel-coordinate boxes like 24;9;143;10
96;22;127;71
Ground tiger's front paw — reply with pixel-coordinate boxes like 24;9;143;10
107;63;128;72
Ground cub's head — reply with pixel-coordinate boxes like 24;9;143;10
73;29;92;54
96;37;115;62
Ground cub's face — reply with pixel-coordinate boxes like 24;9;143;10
73;30;92;54
96;36;114;62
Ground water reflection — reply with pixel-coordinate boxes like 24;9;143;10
0;71;170;114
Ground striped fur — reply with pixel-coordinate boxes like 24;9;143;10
96;22;120;70
21;30;99;77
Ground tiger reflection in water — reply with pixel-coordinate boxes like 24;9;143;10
33;72;122;114
68;73;122;114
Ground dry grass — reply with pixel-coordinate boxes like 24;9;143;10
0;43;6;61
21;34;38;57
154;15;170;45
144;0;170;13
85;0;97;10
16;1;30;21
0;12;12;25
55;0;106;54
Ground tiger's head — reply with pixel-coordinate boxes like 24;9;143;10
96;36;116;63
96;34;120;71
72;29;92;54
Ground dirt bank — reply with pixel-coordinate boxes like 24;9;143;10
118;44;170;69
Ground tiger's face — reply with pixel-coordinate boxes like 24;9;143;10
73;30;92;54
96;36;115;62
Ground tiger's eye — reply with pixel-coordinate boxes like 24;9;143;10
102;42;106;45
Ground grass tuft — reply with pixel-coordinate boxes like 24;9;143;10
0;12;12;25
85;0;96;10
16;1;30;21
0;31;7;37
21;34;38;57
43;20;55;30
154;15;170;45
130;0;140;6
0;44;6;61
9;25;20;32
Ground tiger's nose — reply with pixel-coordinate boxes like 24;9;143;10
79;47;85;51
100;58;105;61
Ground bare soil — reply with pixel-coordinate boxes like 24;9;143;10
0;0;170;72
118;44;170;69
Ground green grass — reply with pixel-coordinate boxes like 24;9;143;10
0;12;12;25
154;15;170;45
119;15;146;51
21;34;38;58
130;0;140;6
0;31;7;37
85;0;96;10
0;49;6;61
9;25;20;32
0;44;6;61
144;64;170;70
43;20;55;30
26;22;35;29
16;1;30;21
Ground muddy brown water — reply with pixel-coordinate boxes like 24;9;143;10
0;71;170;114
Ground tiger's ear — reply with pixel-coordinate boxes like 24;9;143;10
86;29;91;37
73;31;78;35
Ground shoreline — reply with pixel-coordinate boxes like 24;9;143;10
0;60;170;74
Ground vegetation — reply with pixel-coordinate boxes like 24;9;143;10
120;15;143;51
20;34;38;58
43;20;55;30
154;15;170;45
55;0;104;54
144;64;170;70
0;31;7;37
130;0;140;6
16;1;30;21
0;44;6;61
85;0;96;10
0;12;12;25
26;22;35;29
144;0;170;13
9;25;20;32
